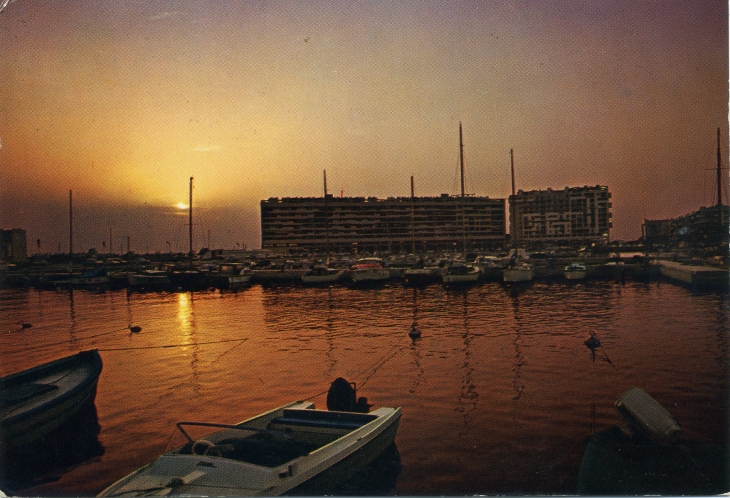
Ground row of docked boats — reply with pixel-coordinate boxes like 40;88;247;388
22;258;598;291
0;352;402;496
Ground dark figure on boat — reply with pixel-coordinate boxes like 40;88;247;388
326;377;372;413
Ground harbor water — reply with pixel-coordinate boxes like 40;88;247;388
1;280;728;495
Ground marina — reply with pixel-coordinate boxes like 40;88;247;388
0;280;727;495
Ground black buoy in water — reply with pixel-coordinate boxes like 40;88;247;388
408;321;421;339
128;324;142;333
584;331;600;350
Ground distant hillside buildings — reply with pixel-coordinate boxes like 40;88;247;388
0;228;27;263
260;185;613;253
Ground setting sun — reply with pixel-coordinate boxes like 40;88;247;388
176;203;189;210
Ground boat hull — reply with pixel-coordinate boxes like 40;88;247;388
302;270;343;285
442;272;480;284
349;269;391;284
503;268;534;282
1;350;103;451
563;270;587;280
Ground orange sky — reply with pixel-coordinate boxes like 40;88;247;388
0;1;727;252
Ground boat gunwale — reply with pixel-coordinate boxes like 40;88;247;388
1;349;103;425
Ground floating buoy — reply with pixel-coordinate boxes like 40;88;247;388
19;322;32;329
584;331;600;350
408;321;421;339
128;324;142;333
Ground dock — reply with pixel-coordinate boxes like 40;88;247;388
655;260;729;290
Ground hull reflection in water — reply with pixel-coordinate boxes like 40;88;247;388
1;402;104;492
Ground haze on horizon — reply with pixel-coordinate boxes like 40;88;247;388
1;1;727;253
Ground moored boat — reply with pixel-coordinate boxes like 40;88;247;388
349;258;391;285
441;263;481;284
503;262;534;283
403;267;440;286
127;269;172;290
301;265;343;285
97;393;401;496
563;262;588;280
577;387;727;495
1;350;103;451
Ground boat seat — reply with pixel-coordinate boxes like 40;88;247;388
218;436;310;466
269;409;377;431
1;382;58;409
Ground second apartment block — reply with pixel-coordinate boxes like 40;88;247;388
509;186;612;247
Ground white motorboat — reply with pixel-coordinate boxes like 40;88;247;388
97;399;401;496
301;266;343;285
441;263;481;284
563;262;588;280
127;270;172;290
349;258;390;284
502;262;534;283
227;269;253;290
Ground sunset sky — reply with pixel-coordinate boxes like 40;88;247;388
1;1;727;253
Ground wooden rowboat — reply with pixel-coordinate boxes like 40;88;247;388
1;350;103;451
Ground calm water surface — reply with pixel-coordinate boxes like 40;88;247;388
1;281;728;495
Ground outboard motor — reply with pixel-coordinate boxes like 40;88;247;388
326;377;372;413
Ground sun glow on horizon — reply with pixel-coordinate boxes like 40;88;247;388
176;203;189;210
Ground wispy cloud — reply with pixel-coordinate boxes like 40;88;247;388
148;11;184;21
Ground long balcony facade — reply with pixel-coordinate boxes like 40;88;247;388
261;194;506;254
509;186;612;247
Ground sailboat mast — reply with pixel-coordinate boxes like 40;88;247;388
717;127;722;208
410;176;416;254
459;122;466;253
323;169;330;261
510;149;516;196
459;122;465;198
189;176;193;258
69;189;73;259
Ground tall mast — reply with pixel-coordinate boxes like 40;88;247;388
410;176;416;254
717;127;722;208
459;122;466;253
510;148;516;196
510;149;516;247
69;190;73;259
323;169;330;262
459;122;465;198
189;176;194;258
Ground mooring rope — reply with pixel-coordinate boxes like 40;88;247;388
98;338;247;352
303;329;411;401
5;327;132;354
